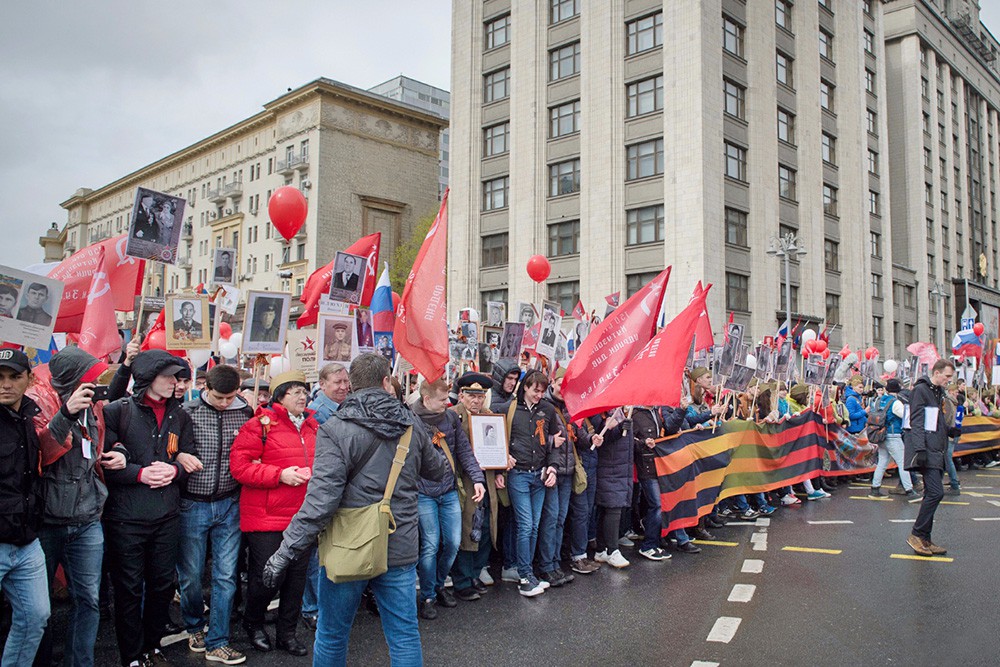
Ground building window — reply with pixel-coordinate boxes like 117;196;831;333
300;139;309;159
825;293;840;324
549;159;581;196
869;190;880;215
777;108;795;144
550;42;581;81
548;281;580;315
483;122;509;157
725;208;748;247
724;79;746;119
481;233;509;267
485;14;510;49
550;100;581;138
723;16;744;58
296;243;306;262
626;75;664;117
824;239;840;271
819;29;833;61
867;108;877;134
725;142;747;181
819;0;832;11
823;184;838;216
871;273;883;299
868;149;879;175
726;272;750;312
901;284;915;308
775;0;792;30
864;29;874;54
484;68;510;103
865;68;876;94
626;12;663;55
626;138;664;180
482;177;509;211
548;220;580;256
780;283;800;313
627;272;661;298
820;80;834;112
550;0;579;24
480;289;509;317
776;51;793;87
778;164;797;200
863;0;872;15
873;316;883;341
821;133;836;165
626;205;665;245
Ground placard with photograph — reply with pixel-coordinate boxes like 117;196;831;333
469;414;510;470
803;360;825;386
536;301;562;360
375;332;394;362
165;295;211;350
723;364;755;392
318;313;358;364
498;322;526;361
718;323;744;379
754;346;772;381
554;330;569;363
243;291;291;354
216;286;240;316
134;296;165;339
355;308;375;350
514;301;538;329
486;301;506;327
823;356;841;386
125;187;186;264
211;247;237;286
773;341;792;379
328;251;367;305
461;321;478;345
287;328;319;384
0;265;64;349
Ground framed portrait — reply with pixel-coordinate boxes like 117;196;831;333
469;414;509;470
211;247;237;286
486;301;506;327
165;295;211;350
287;328;319;384
461;321;478;345
355;308;375;350
375;332;394;362
773;341;792;379
125;187;186;264
803;361;824;386
498;322;525;361
133;296;165;338
536;301;562;360
823;356;841;386
514;301;538;329
328;251;367;305
0;265;64;349
723;364;754;392
318;313;358;364
243;291;291;354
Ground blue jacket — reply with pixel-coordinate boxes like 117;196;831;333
308;392;339;426
877;394;903;435
844;387;867;434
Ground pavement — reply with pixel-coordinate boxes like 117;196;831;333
41;471;1000;666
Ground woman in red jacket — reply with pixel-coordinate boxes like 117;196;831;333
231;370;317;657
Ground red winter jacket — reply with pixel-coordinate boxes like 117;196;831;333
230;404;317;532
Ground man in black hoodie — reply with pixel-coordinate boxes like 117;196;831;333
101;350;199;667
489;359;521;413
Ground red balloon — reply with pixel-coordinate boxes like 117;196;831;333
146;329;166;350
813;339;828;353
821;348;831;360
865;346;880;360
219;321;233;340
526;255;551;283
268;186;308;241
974;322;985;336
839;345;851;359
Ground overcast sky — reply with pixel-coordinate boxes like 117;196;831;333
1;2;998;271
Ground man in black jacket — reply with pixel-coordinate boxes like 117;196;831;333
904;359;955;557
0;349;50;666
262;353;448;666
102;350;199;667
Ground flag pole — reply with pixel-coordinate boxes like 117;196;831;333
133;271;151;339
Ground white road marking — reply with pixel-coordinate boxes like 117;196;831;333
741;559;764;573
972;517;1000;521
962;486;994;489
750;532;767;543
728;584;756;602
988;500;1000;507
755;517;771;527
889;519;914;523
752;535;768;551
807;520;854;525
691;662;720;667
707;616;742;643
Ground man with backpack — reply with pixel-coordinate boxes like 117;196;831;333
868;379;917;498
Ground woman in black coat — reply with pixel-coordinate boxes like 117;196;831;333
593;411;632;566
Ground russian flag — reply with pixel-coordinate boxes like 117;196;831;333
371;262;394;332
952;328;982;359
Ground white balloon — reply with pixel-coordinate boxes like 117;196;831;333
801;329;817;343
219;341;238;359
228;332;243;349
745;354;757;370
884;359;898;374
188;349;212;368
269;356;291;378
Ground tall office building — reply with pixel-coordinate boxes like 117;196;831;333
884;0;1000;355
450;0;894;351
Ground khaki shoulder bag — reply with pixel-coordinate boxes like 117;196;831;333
318;426;412;583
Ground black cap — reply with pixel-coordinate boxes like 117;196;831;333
886;378;902;393
0;349;31;374
456;372;493;394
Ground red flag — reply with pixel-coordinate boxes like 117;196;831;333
570;283;710;420
571;300;587;322
393;190;449;381
297;233;381;328
76;247;122;360
562;267;671;419
906;341;940;366
50;235;145;333
605;292;621;308
693;281;714;352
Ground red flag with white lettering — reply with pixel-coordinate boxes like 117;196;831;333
297;233;381;328
76;247;122;360
562;267;671;419
50;235;145;334
394;191;449;381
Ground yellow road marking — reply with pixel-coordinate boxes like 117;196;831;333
782;546;842;555
939;501;970;506
890;553;954;563
975;474;1000;478
850;495;893;502
691;539;740;547
965;491;1000;498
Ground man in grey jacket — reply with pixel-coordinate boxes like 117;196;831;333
262;353;448;666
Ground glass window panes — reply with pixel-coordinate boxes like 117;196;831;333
723;16;744;57
725;208;748;246
626;75;664;117
780;284;799;313
820;80;834;111
550;42;581;81
481;233;509;267
548;220;580;256
548;281;580;314
725;142;747;181
483;122;509;157
871;231;881;257
626;139;664;180
819;29;833;60
776;51;793;87
484;68;510;103
871;273;883;298
867;108;877;134
777;108;794;144
864;29;874;54
775;0;792;30
627;272;661;298
778;165;796;200
822;133;836;164
868;149;879;174
824;239;839;271
549;159;581;197
866;69;876;93
550;0;579;24
626;205;665;245
724;79;745;119
823;184;838;215
482;177;509;211
550;100;581;137
485;14;510;49
869;190;880;215
726;272;750;312
626;13;663;55
825;293;840;324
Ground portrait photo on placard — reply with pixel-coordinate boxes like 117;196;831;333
469;414;510;470
328;251;367;305
125;187;186;264
536;301;561;359
486;301;506;327
243;291;291;354
514;301;538;329
319;313;358;364
165;295;211;350
212;247;237;285
355;308;375;350
498;322;525;361
0;265;64;350
461;321;478;345
0;274;23;320
375;332;394;362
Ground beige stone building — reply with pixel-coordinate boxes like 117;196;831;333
51;77;446;320
449;0;895;351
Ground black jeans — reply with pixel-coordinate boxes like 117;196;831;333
596;507;623;554
912;467;944;540
103;516;180;665
244;531;309;640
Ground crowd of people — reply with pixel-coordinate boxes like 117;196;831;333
2;339;996;666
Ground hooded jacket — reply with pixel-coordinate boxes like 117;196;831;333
410;396;485;498
489;360;520;413
593;412;632;509
182;392;253;502
0;395;44;545
844;386;868;433
497;381;561;472
903;376;949;470
276;387;449;568
102;350;197;524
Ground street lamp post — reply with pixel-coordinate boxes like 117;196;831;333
929;281;948;354
767;232;807;338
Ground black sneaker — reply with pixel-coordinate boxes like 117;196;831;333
418;598;438;620
675;541;702;554
944;487;961;496
471;578;488;594
556;567;574;584
434;586;457;608
869;487;886;498
453;587;481;602
518;576;545;597
539;570;566;587
739;508;760;521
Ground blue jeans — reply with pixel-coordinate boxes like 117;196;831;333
416;490;461;601
638;478;662;551
873;433;912;490
507;469;547;578
314;563;422;667
37;521;103;667
0;539;50;667
301;547;319;617
177;497;241;650
538;474;573;571
670;529;691;545
568;457;598;559
945;439;960;489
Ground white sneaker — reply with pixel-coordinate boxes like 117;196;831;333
443;575;453;588
593;549;610;563
617;536;634;548
479;568;494;585
537;577;551;590
606;549;630;568
780;493;801;506
500;566;520;583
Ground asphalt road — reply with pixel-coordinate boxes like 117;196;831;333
45;471;1000;666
